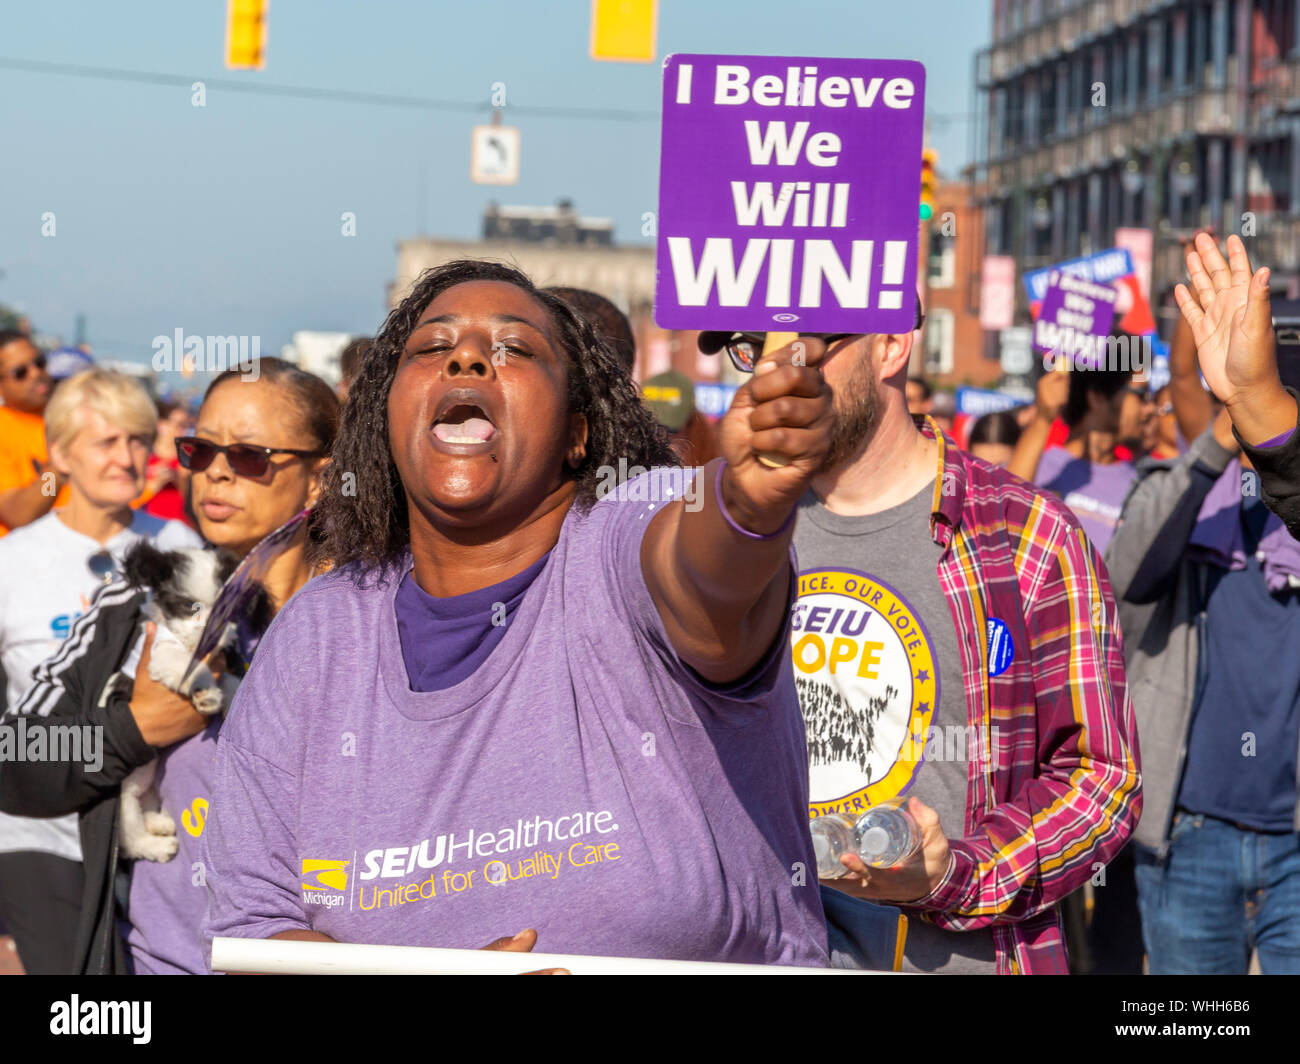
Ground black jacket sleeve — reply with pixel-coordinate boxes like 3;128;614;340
1236;386;1300;542
0;583;157;818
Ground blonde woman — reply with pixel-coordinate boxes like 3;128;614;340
0;358;337;974
0;369;199;973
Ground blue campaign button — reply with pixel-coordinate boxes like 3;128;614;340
986;617;1014;677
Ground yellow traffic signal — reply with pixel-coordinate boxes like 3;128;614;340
920;147;938;221
590;0;657;62
226;0;267;70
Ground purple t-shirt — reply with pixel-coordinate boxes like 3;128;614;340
395;551;549;692
201;469;828;968
1033;447;1137;553
125;719;222;975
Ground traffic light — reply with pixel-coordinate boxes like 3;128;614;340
225;0;267;70
590;0;658;62
920;147;938;221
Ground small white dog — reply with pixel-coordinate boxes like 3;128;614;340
117;543;258;862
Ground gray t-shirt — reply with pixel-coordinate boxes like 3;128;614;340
792;480;997;974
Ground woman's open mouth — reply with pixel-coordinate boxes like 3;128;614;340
430;396;499;453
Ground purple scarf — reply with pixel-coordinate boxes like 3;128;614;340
1188;459;1300;591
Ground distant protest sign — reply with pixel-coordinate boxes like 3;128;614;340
1024;247;1155;337
655;54;926;333
1032;270;1118;367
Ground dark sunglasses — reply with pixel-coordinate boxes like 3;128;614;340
722;333;857;374
87;550;117;586
3;353;47;382
176;436;322;478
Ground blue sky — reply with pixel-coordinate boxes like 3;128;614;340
0;0;990;380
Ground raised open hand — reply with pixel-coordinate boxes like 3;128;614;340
1173;233;1277;406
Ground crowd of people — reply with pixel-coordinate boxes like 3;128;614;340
0;232;1297;975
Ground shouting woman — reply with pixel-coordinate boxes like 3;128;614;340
202;260;836;967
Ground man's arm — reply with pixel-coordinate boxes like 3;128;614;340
907;523;1142;928
1169;310;1215;445
1104;412;1239;605
640;340;833;684
1006;367;1068;484
1236;387;1300;540
1174;232;1300;539
0;464;59;530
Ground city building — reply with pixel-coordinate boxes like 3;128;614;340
280;330;356;387
919;177;1001;388
974;0;1300;332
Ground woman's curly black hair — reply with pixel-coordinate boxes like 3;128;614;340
310;259;680;576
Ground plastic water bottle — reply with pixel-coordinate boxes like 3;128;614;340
809;813;857;879
809;800;922;878
854;800;922;869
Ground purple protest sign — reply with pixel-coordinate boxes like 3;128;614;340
655;54;926;334
1032;270;1119;368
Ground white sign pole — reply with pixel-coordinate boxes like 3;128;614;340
211;937;887;976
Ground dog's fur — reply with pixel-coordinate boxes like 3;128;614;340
117;542;267;862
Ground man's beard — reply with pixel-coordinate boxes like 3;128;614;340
821;357;883;472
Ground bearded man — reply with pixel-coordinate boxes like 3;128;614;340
699;320;1141;975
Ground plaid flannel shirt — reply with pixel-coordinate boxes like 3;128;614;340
902;418;1141;974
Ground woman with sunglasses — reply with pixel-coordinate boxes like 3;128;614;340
0;357;337;974
201;260;835;969
0;369;201;974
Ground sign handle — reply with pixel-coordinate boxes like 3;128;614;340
755;332;798;468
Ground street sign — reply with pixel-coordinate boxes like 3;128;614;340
999;325;1033;376
979;255;1016;331
655;54;926;333
470;124;520;185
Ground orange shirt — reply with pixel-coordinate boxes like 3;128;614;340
0;405;71;536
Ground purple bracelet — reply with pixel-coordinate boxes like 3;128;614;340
714;460;796;540
1254;427;1296;450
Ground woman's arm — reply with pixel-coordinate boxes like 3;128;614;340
0;602;208;817
640;338;834;685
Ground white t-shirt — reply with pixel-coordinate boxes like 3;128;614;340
0;508;201;860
